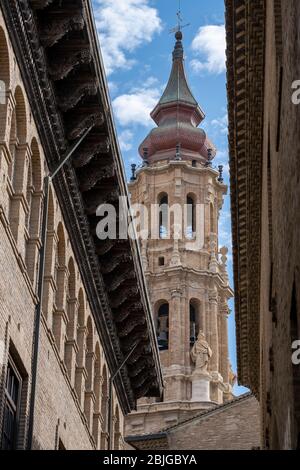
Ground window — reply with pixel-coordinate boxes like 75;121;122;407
157;303;169;351
186;195;196;239
190;303;196;346
158;194;168;239
190;300;201;347
1;359;22;450
159;257;165;266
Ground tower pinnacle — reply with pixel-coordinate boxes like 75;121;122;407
138;33;216;164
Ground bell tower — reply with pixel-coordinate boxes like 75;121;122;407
125;31;234;435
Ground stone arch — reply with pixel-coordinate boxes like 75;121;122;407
113;405;121;450
93;342;102;448
77;288;86;328
75;288;86;407
64;257;77;382
14;86;27;145
155;300;169;351
54;222;66;308
67;257;76;300
0;25;10;143
47;185;55;232
8;106;17;180
101;364;108;449
42;186;55;323
84;316;95;430
0;26;10;88
52;222;67;355
25;138;43;283
8;87;28;241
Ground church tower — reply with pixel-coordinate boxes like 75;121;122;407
125;31;234;435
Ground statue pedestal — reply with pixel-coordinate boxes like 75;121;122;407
191;371;211;402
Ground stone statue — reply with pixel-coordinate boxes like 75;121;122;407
190;331;212;373
229;364;237;387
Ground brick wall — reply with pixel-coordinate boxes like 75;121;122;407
260;0;300;449
167;395;260;450
0;8;124;450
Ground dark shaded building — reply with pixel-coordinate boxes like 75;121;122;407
226;0;300;450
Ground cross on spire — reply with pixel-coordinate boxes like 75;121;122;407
169;0;190;35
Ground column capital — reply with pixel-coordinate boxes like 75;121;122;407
171;288;182;299
208;290;218;304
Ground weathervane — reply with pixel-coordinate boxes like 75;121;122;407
169;0;190;34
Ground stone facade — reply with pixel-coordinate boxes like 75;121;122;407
226;0;300;450
125;32;234;437
0;1;162;450
127;394;260;450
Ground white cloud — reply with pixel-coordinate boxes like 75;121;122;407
191;25;226;75
211;113;228;134
93;0;162;75
219;209;232;252
118;130;134;152
112;82;161;127
216;149;230;175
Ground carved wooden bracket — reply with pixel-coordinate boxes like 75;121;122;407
78;160;114;191
48;48;92;81
58;80;98;112
72;137;110;168
40;10;85;48
30;0;55;10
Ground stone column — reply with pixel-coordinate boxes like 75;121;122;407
169;288;183;366
219;303;229;384
209;288;219;373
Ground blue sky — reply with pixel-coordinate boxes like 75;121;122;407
92;0;247;395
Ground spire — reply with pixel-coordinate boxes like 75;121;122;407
151;31;204;125
138;32;216;164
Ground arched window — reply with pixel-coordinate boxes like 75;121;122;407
64;258;77;382
8;87;27;240
8;109;17;181
93;342;101;448
0;26;10;143
53;223;66;355
84;317;94;430
54;223;66;310
190;300;201;347
42;187;55;325
156;302;169;351
186;194;196;239
158;193;168;239
25;139;42;284
75;289;86;408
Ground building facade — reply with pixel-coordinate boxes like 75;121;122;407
226;0;300;450
0;0;162;450
125;31;235;437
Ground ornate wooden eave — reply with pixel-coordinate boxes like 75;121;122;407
225;0;265;397
1;0;163;413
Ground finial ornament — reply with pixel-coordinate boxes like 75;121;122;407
130;163;137;181
169;0;190;38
